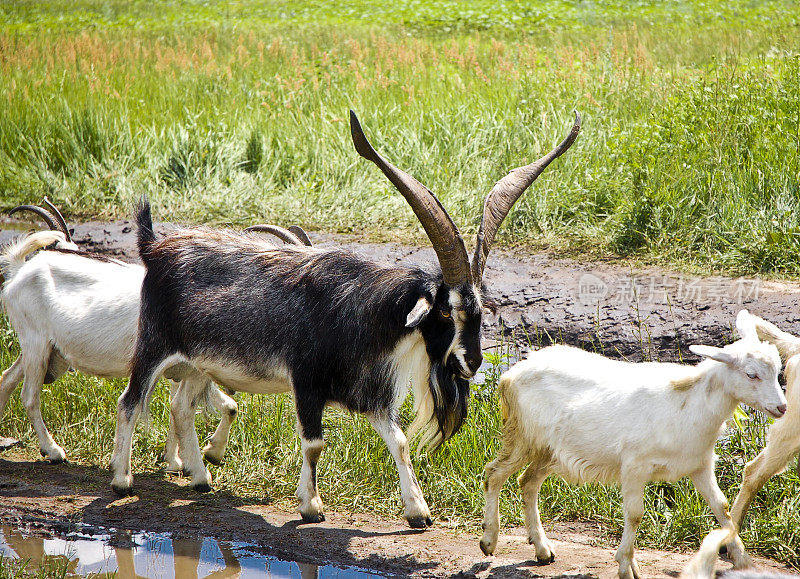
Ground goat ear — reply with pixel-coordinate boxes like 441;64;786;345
405;296;432;328
735;309;758;341
689;344;736;365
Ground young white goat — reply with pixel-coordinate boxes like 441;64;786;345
729;315;800;530
480;310;786;579
681;528;796;579
0;205;306;470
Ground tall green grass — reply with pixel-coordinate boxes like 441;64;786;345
0;1;799;273
0;321;798;566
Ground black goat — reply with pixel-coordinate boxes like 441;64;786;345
109;111;580;527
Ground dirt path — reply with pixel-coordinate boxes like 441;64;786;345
3;218;800;362
0;454;794;578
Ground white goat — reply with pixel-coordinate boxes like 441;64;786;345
0;216;237;473
681;528;797;579
729;315;800;530
479;310;787;579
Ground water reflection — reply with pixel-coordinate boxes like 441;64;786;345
0;526;383;578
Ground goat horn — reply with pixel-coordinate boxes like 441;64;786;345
350;110;471;286
42;197;72;242
8;205;61;233
245;224;306;246
287;225;312;246
471;110;581;280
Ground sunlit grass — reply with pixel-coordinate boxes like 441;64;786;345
0;319;798;566
0;1;799;273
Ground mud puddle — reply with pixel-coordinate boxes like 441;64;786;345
5;217;800;363
0;524;385;578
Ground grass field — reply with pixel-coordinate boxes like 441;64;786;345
0;325;799;567
1;0;800;572
1;1;799;274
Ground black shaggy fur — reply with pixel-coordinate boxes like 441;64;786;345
122;199;476;447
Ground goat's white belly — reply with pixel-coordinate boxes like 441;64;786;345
57;337;135;379
194;358;292;395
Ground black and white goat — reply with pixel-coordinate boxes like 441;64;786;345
109;110;581;527
0;202;306;471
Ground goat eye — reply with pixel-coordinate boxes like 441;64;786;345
440;310;451;319
746;371;758;380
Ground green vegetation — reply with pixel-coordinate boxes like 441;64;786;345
1;0;800;572
0;1;799;273
0;328;798;567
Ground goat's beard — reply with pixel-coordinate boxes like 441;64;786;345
428;358;471;448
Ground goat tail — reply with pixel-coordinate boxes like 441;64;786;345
752;316;800;361
680;528;735;579
0;230;67;284
409;362;470;452
135;196;156;261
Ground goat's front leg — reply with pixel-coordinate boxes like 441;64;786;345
691;465;752;569
731;400;800;530
615;475;645;579
368;413;432;529
170;376;212;492
20;345;66;463
202;384;238;465
479;444;528;555
519;459;555;563
163;381;183;473
295;396;325;523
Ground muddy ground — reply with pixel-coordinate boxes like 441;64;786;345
0;454;795;578
2;219;800;577
3;218;800;362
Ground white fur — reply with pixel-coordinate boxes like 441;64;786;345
730;314;800;531
480;310;785;579
0;231;237;465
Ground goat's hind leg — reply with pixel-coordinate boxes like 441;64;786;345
368;413;432;529
110;347;172;495
294;394;326;523
170;375;212;492
163;381;183;473
0;356;24;426
519;458;555;563
202;385;238;465
479;443;529;555
19;344;66;463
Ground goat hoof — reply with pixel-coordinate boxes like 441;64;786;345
203;453;222;466
193;483;212;493
111;484;134;497
300;512;325;524
479;539;494;556
407;515;432;529
47;457;66;465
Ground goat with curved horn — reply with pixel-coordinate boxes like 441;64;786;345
9;199;72;242
350;110;472;286
109;111;580;531
8;205;61;233
245;224;308;246
472;110;581;280
42;197;72;243
288;225;313;247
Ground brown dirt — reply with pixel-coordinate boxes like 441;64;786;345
0;454;794;578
